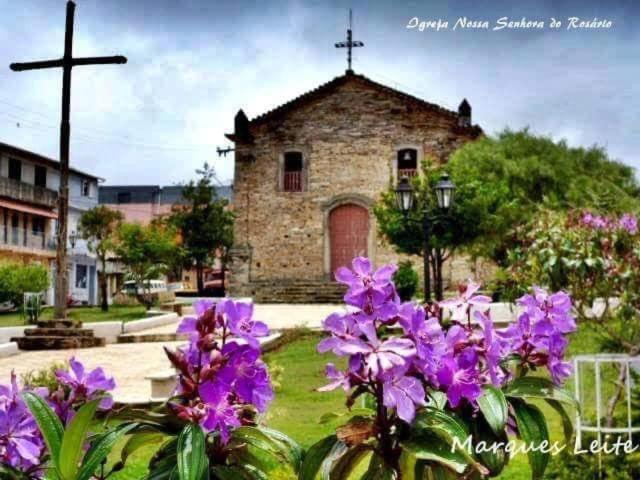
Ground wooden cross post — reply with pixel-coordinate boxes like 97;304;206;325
10;0;126;319
335;9;364;73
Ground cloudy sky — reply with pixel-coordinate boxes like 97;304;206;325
0;0;637;186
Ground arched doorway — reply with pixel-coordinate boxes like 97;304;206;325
329;203;369;276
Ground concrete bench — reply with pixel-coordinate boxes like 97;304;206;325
160;301;184;316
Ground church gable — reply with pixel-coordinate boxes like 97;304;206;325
226;72;482;143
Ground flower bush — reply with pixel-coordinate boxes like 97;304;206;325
304;257;578;479
120;298;302;480
0;358;115;479
503;209;640;435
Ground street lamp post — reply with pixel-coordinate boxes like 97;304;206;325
395;173;456;302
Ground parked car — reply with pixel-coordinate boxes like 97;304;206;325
121;280;167;296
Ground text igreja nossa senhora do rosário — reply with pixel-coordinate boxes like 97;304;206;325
407;16;613;32
452;435;639;457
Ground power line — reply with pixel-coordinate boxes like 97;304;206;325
0;111;218;151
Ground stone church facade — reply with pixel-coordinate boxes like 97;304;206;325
225;70;482;302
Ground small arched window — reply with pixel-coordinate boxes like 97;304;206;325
283;152;303;192
397;148;418;177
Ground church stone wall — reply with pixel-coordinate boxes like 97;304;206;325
229;75;482;298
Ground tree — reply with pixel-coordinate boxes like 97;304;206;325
375;129;640;294
0;262;49;307
168;163;234;294
78;206;123;311
115;222;176;308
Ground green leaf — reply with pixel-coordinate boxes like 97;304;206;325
477;386;508;436
227;427;288;473
176;423;208;480
402;430;473;475
77;423;137;480
363;453;396;480
471;418;509;476
545;399;574;440
22;392;64;473
424;464;458;480
426;390;448;410
320;441;349;480
299;435;338;480
319;412;341;424
257;427;303;473
59;398;100;480
510;398;550;480
413;409;487;475
210;466;253;480
121;431;166;464
329;445;371;479
504;377;578;410
0;464;31;480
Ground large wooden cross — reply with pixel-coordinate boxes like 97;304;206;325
10;0;126;319
335;9;364;72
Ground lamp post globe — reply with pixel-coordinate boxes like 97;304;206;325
395;175;415;215
435;173;456;210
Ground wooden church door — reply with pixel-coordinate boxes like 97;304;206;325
329;204;369;276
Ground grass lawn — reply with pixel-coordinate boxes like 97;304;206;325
0;305;150;327
108;324;611;479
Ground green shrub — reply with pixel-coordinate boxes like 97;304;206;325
0;261;49;306
546;445;640;479
393;260;419;301
21;360;68;391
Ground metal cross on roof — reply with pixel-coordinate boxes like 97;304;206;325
335;9;364;73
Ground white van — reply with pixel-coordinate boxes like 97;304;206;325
121;280;167;295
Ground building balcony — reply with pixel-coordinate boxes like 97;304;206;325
398;168;418;178
283;171;303;192
0;176;58;208
0;228;56;257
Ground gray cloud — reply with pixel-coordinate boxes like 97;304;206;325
0;0;637;186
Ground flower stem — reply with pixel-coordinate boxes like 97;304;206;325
374;381;400;476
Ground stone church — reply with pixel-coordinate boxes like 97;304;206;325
225;69;482;302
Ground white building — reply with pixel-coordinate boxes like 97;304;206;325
0;142;101;305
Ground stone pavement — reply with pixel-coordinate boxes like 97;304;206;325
0;302;516;404
0;304;345;403
0;341;184;403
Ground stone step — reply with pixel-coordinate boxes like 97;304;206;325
24;328;95;337
37;320;83;329
246;280;346;303
117;333;187;344
12;336;106;350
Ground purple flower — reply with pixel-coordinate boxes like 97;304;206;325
335;257;398;311
499;287;576;385
440;280;491;322
317;312;362;355
0;373;45;473
382;371;425;423
581;212;610;230
55;357;116;411
436;349;482;408
220;299;269;348
619;213;638;234
317;363;352;392
475;311;507;386
338;328;416;379
197;382;241;443
167;298;274;443
219;344;273;412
